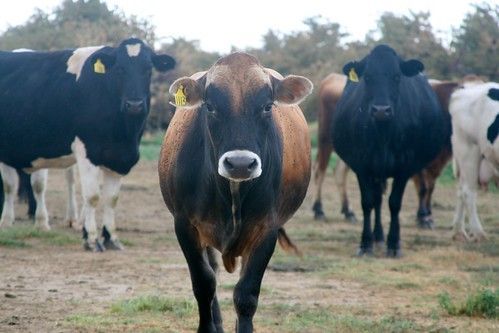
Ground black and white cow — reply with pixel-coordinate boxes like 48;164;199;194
0;38;175;251
332;45;446;257
450;81;499;241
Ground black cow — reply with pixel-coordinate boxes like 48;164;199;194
0;38;175;251
332;45;445;257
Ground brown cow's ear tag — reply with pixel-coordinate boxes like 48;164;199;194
174;84;187;106
348;68;359;82
94;59;106;74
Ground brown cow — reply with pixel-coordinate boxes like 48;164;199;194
312;73;458;229
158;52;312;332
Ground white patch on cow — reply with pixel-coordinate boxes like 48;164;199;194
126;43;141;57
13;48;34;53
102;169;122;240
450;81;499;241
0;163;19;228
218;150;262;182
66;46;104;81
25;154;76;172
31;169;50;230
65;166;79;229
72;136;101;243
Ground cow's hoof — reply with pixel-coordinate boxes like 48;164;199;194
344;211;357;224
452;231;469;242
468;231;487;242
84;239;106;252
356;247;374;257
313;210;327;221
35;220;51;231
417;215;434;229
386;248;402;258
104;238;125;250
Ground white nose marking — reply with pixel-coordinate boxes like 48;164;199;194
218;150;262;182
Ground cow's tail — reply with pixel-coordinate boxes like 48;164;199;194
17;169;36;218
278;227;302;256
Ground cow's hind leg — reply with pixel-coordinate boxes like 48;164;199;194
235;229;277;333
413;172;433;229
31;169;50;230
312;143;333;220
335;159;357;223
176;217;219;333
386;176;409;258
0;163;19;227
101;169;124;250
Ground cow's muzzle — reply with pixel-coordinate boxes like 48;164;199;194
370;104;393;121
124;99;146;115
218;150;262;182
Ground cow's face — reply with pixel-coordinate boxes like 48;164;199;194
90;38;175;116
343;44;424;122
169;53;312;183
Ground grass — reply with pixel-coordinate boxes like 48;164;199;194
260;303;421;333
65;295;197;332
0;225;79;248
139;132;164;161
111;295;195;317
438;289;499;319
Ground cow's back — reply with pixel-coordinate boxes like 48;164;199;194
274;104;311;223
0;50;77;167
318;73;346;147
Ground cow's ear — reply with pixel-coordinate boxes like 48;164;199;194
272;75;313;105
169;75;205;108
91;53;116;74
342;61;364;82
400;59;424;77
152;54;176;72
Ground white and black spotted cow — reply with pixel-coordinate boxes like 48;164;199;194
0;38;175;251
450;81;499;242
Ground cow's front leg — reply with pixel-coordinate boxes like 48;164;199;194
175;217;220;333
74;150;104;252
387;176;409;257
30;169;50;230
101;169;123;250
234;229;278;333
0;163;19;227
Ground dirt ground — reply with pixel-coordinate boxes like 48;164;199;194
0;160;497;332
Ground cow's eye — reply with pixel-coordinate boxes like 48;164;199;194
205;102;216;115
262;102;274;115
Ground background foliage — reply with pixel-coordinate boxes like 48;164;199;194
0;0;497;125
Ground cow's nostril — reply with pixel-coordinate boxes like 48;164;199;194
224;157;234;170
248;158;258;171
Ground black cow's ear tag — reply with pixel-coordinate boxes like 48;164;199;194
348;68;359;82
174;85;187;106
94;59;106;74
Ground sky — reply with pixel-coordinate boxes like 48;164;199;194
0;0;491;53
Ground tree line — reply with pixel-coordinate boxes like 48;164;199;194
0;0;497;126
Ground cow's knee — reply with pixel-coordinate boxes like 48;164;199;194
88;194;100;207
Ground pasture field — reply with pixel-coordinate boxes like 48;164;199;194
0;131;498;333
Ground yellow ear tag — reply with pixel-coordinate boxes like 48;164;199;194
348;68;359;82
174;85;187;106
94;59;106;74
